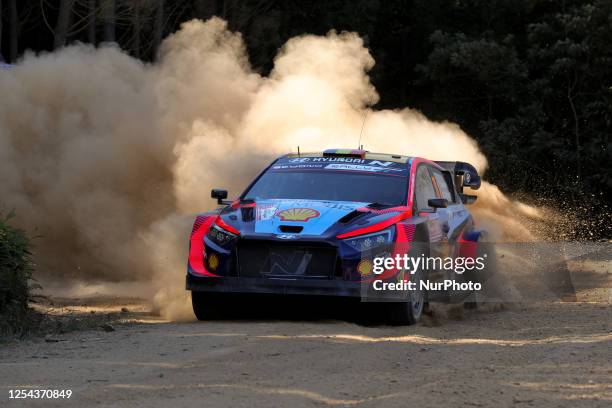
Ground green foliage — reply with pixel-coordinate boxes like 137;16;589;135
525;0;612;189
416;31;527;122
414;0;611;224
0;212;35;336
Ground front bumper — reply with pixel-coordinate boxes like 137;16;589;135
187;273;363;297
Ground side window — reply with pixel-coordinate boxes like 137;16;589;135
415;165;437;211
443;172;459;200
432;169;454;203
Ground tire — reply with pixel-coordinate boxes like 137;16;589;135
386;277;427;325
191;291;223;321
385;238;429;325
463;237;502;308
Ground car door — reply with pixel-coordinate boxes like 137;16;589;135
430;167;470;243
413;165;445;245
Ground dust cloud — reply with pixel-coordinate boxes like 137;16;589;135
0;18;555;319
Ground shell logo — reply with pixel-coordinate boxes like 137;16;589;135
276;208;320;222
206;253;219;271
357;259;373;277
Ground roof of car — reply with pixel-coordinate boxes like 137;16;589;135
284;150;412;164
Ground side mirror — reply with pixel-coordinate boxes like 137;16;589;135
459;194;477;205
462;172;481;190
211;189;229;205
428;198;448;209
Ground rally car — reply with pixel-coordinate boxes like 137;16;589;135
186;149;483;324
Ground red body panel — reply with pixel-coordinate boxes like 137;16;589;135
188;215;219;277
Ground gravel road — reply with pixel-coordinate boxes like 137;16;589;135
1;294;610;408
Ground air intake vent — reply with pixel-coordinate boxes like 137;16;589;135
338;210;363;224
279;225;303;233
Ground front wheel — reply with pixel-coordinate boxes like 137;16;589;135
191;292;223;321
386;285;427;325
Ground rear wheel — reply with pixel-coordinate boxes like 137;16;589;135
463;235;500;308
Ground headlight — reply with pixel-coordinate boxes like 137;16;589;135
207;225;237;246
343;227;394;251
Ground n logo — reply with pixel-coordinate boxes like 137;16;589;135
263;250;312;276
369;160;393;167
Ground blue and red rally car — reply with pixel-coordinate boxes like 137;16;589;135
186;149;482;324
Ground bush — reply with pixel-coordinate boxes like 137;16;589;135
0;212;35;336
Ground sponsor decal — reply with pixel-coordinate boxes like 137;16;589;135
369;160;394;167
271;158;408;175
318;202;360;211
276;234;297;240
272;164;325;170
289;157;367;163
276;208;320;222
325;163;403;173
287;157;397;166
357;259;373;277
206;253;220;271
256;204;278;221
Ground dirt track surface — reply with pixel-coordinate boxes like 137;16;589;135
1;297;611;408
0;296;612;408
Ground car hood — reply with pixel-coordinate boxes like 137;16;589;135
218;199;371;236
252;199;369;235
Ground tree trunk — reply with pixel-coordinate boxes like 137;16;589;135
54;0;75;49
152;0;165;58
0;0;4;62
219;0;225;16
8;0;17;62
88;0;96;45
567;79;581;178
132;6;141;58
101;0;115;42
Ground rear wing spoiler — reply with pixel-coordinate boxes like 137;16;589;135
435;161;481;204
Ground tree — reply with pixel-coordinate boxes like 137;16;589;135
54;0;76;48
152;0;165;57
101;0;115;42
416;31;527;125
411;1;610;227
8;0;17;62
130;0;143;57
527;0;612;185
0;0;4;62
87;0;96;44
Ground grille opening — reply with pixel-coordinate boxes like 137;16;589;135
237;240;336;278
279;225;303;233
334;256;344;277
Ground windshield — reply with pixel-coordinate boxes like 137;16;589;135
243;170;408;205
